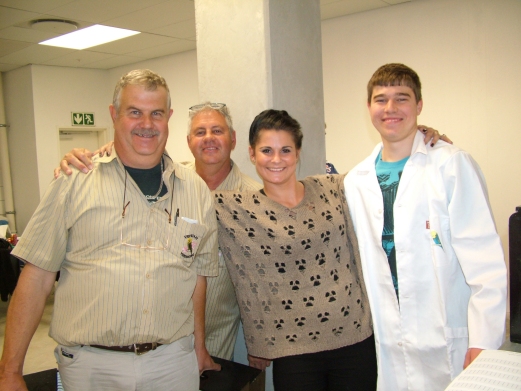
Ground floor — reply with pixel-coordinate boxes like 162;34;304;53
0;287;513;376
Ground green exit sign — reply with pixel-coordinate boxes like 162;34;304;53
71;112;95;126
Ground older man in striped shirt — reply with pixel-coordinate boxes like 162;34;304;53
0;70;219;391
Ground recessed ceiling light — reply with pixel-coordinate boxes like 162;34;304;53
39;24;140;50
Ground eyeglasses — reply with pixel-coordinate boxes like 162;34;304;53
189;103;227;112
120;169;177;251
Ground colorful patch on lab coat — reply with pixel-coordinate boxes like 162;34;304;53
430;231;443;249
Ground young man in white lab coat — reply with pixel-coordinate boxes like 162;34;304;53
344;63;507;391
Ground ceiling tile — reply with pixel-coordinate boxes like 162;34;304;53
0;6;40;29
127;39;195;58
87;33;177;55
41;49;115;67
321;0;387;20
48;0;168;24
0;38;33;57
149;18;196;39
0;62;22;71
0;0;74;14
0;26;59;43
0;43;72;64
106;0;195;32
86;54;146;69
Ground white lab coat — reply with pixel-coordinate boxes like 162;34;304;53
344;132;507;391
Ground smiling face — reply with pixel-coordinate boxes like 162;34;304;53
111;84;172;168
368;85;423;146
187;110;236;167
249;129;300;187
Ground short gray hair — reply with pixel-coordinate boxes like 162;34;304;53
187;102;234;136
112;69;171;113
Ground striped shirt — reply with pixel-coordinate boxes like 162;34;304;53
183;160;261;359
13;152;218;347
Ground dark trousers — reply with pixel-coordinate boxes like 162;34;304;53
272;335;377;391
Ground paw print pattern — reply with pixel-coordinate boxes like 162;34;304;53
301;238;311;250
269;282;279;295
338;224;345;236
321;230;331;245
294;317;306;327
335;205;344;215
303;296;315;307
274;319;285;330
332;327;344;336
246;210;257;220
250;283;258;294
245;228;256;238
265;336;275;346
310;275;321;286
330;189;339;199
255;263;266;276
253;319;264;330
341;306;350;317
354;320;362;331
317;312;329;323
286;334;297;343
321;210;333;222
275;262;286;273
241;245;252;258
247;335;255;345
309;331;320;341
357;298;364;310
295;259;307;273
303;219;315;231
312;178;324;187
345;283;352;296
262;300;272;313
315;253;326;267
265;210;277;224
241;300;251;312
231;210;239;220
318;312;330;322
333;247;341;261
265;228;276;239
290;280;300;291
236;264;246;278
280;245;292;255
319;193;330;205
283;225;296;238
281;299;293;310
261;245;272;255
325;290;337;302
252;194;261;205
225;227;236;239
214;193;224;204
330;269;339;282
234;193;243;204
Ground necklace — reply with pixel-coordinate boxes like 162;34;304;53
146;156;164;200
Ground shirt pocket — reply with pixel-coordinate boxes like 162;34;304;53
167;217;207;268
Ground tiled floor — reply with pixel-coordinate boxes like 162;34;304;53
0;287;57;374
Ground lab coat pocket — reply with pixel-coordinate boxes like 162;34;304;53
428;215;451;267
169;217;207;268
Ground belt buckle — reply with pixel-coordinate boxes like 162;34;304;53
133;342;157;355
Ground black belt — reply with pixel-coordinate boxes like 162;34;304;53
88;343;162;355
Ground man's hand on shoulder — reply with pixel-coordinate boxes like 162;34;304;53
53;141;114;178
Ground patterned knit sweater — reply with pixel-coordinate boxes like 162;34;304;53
214;174;372;359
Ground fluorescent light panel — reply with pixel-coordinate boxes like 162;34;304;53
39;24;140;50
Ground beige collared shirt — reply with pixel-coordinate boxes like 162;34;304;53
13;151;218;347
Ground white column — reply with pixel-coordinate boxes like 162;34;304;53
195;0;325;181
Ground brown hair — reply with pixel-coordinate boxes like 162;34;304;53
367;63;422;103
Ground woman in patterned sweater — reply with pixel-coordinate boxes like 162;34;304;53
214;109;376;391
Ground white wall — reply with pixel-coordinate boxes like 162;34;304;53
322;0;521;253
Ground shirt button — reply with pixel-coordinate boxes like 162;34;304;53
147;239;152;246
143;309;149;314
146;273;151;279
398;342;403;347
